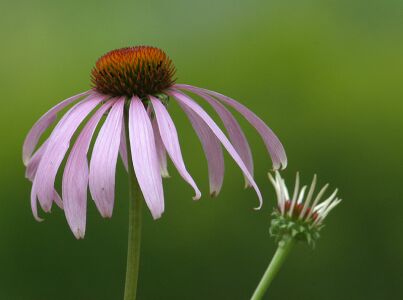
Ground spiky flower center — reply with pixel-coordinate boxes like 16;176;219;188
283;200;319;222
91;46;176;97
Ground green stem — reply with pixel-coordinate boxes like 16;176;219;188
123;106;142;300
251;238;295;300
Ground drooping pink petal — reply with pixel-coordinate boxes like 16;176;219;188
151;118;169;178
119;121;128;171
174;84;287;170
119;101;158;172
62;101;115;239
22;90;91;166
169;90;263;208
89;99;125;218
150;96;200;199
27;139;64;214
31;185;42;222
25;140;49;181
30;190;63;220
53;191;63;210
178;101;224;196
192;90;254;188
128;97;164;219
32;95;103;212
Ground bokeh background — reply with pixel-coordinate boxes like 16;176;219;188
1;0;402;299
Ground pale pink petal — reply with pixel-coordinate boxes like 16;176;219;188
89;99;125;218
22;90;91;165
150;96;200;199
27;139;63;213
152;118;169;178
25;140;49;181
32;95;103;212
119;121;128;170
53;191;63;210
193;91;254;188
178;101;224;196
62;101;115;239
169;90;263;208
121;98;156;170
129;97;164;219
27;162;63;222
31;185;42;222
175;84;287;170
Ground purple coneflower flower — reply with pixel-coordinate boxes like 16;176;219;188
23;46;287;239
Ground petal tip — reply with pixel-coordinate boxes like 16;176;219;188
244;180;252;189
101;212;113;219
73;229;85;239
254;199;263;210
96;206;113;219
280;160;288;170
253;205;262;211
192;194;201;201
151;212;163;220
161;172;170;178
34;216;44;222
42;204;52;213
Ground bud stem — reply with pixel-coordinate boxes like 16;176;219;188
250;238;295;300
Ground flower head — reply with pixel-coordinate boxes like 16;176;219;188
91;46;176;97
269;171;341;247
23;46;287;239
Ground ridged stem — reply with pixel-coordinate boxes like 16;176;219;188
250;238;295;300
123;105;142;300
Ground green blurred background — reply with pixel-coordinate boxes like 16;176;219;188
1;0;402;299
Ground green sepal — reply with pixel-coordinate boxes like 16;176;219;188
269;210;322;249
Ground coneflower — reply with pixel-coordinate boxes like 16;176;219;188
23;46;287;299
251;171;342;300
